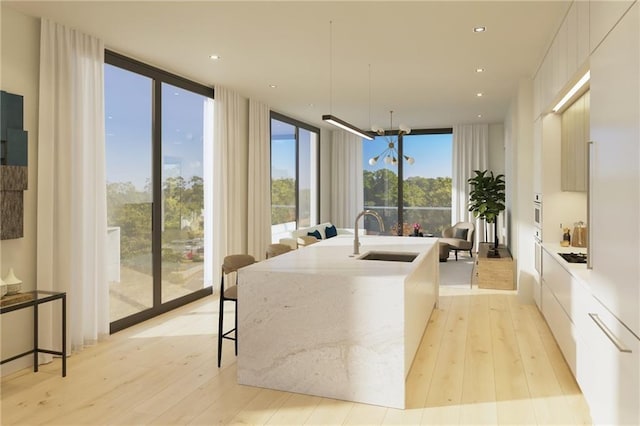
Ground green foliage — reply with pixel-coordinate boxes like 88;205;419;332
363;170;452;235
403;176;452;207
107;176;205;271
271;178;296;225
467;170;506;250
363;169;398;208
467;170;506;223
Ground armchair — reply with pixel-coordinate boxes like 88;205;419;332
440;222;475;261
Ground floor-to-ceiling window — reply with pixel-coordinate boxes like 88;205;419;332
270;112;319;242
363;129;453;236
105;51;214;332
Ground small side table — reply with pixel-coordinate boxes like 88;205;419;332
1;290;67;377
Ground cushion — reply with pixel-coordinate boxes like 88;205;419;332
454;228;469;240
307;229;322;240
325;225;338;239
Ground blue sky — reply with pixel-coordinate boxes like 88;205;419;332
363;133;452;178
272;132;452;180
106;63;452;188
105;64;207;190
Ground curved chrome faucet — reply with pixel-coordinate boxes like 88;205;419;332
354;210;385;255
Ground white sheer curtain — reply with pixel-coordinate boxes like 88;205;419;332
213;86;244;286
203;99;215;287
330;130;364;228
452;124;489;245
247;99;271;260
37;19;108;355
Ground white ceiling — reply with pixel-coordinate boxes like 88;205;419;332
6;1;570;131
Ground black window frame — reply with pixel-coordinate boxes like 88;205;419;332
366;127;453;235
269;111;321;231
105;50;214;334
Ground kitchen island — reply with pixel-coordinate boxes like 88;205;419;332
237;236;439;409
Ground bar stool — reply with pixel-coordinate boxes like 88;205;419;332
218;254;255;368
266;243;292;259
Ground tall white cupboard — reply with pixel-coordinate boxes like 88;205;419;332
589;1;639;340
537;2;640;425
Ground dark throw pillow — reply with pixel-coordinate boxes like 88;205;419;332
454;228;469;240
307;229;322;240
325;225;338;239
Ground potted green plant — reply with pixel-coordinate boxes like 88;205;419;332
467;170;506;257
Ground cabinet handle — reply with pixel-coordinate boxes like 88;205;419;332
588;313;632;353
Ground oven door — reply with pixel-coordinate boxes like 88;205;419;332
534;235;542;275
533;202;542;228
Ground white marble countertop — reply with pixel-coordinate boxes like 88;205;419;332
542;241;591;284
246;235;439;278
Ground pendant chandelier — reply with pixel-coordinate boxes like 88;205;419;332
368;110;414;166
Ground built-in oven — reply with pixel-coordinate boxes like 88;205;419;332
534;193;542;275
533;193;542;229
534;227;542;274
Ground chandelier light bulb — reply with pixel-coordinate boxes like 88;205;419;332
368;111;415;167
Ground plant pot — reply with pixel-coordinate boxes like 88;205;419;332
487;248;501;258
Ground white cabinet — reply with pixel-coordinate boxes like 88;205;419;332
556;18;569;96
590;0;635;53
566;2;578;75
577;0;590;67
561;91;589;191
589;2;640;339
566;0;590;76
533;117;542;194
541;248;640;424
580;296;640;425
533;1;591;117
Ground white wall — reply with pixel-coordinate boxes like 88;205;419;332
540;113;588;244
488;123;505;176
505;79;536;302
487;123;506;244
1;6;41;375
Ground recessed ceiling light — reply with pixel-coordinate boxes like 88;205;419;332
308;103;315;107
473;26;486;33
269;84;277;88
476;68;485;73
476;92;484;97
477;114;483;118
209;54;221;60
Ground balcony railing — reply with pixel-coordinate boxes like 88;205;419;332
364;205;452;236
270;205;452;240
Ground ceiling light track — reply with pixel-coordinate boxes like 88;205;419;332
321;20;373;140
323;115;374;140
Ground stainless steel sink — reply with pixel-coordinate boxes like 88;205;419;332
358;251;419;262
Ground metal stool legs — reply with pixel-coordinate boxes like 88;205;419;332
217;273;237;368
217;254;254;368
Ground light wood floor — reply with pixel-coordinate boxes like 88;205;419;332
1;287;592;425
